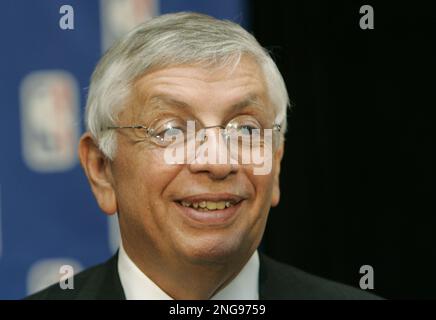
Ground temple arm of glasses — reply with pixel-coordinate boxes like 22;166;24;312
107;125;147;130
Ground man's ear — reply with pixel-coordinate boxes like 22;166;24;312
78;132;117;215
271;142;284;207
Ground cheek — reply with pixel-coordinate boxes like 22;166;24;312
251;171;275;203
113;148;181;218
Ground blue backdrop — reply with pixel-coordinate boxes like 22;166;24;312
0;0;248;299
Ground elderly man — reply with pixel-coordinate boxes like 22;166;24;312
28;12;377;300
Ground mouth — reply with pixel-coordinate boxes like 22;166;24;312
174;194;244;226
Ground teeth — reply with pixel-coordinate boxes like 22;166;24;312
181;201;191;207
216;201;226;210
206;201;217;210
180;200;236;210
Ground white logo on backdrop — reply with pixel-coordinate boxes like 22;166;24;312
19;70;80;173
100;0;158;50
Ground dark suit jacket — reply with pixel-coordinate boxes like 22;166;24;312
26;253;380;300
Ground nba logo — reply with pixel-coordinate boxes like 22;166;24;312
19;71;80;173
100;0;158;50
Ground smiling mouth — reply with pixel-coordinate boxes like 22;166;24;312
174;194;244;225
177;199;239;212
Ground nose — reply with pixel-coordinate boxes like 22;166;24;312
188;126;238;180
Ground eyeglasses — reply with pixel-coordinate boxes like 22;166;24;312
107;115;282;149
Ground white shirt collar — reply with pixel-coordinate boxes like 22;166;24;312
117;242;259;300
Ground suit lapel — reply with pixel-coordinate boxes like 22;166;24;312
76;252;126;300
95;252;126;300
258;253;290;300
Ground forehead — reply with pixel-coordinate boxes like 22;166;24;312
128;57;271;117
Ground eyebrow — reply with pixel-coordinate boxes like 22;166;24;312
146;93;267;114
148;95;191;109
231;94;266;113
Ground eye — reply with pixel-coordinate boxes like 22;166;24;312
149;118;187;145
229;116;263;137
163;126;184;137
238;124;258;136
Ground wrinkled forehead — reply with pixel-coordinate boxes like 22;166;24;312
124;56;274;121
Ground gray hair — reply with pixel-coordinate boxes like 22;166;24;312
85;12;290;159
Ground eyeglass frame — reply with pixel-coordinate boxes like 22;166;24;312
106;116;282;148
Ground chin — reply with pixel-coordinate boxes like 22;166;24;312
178;234;244;265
